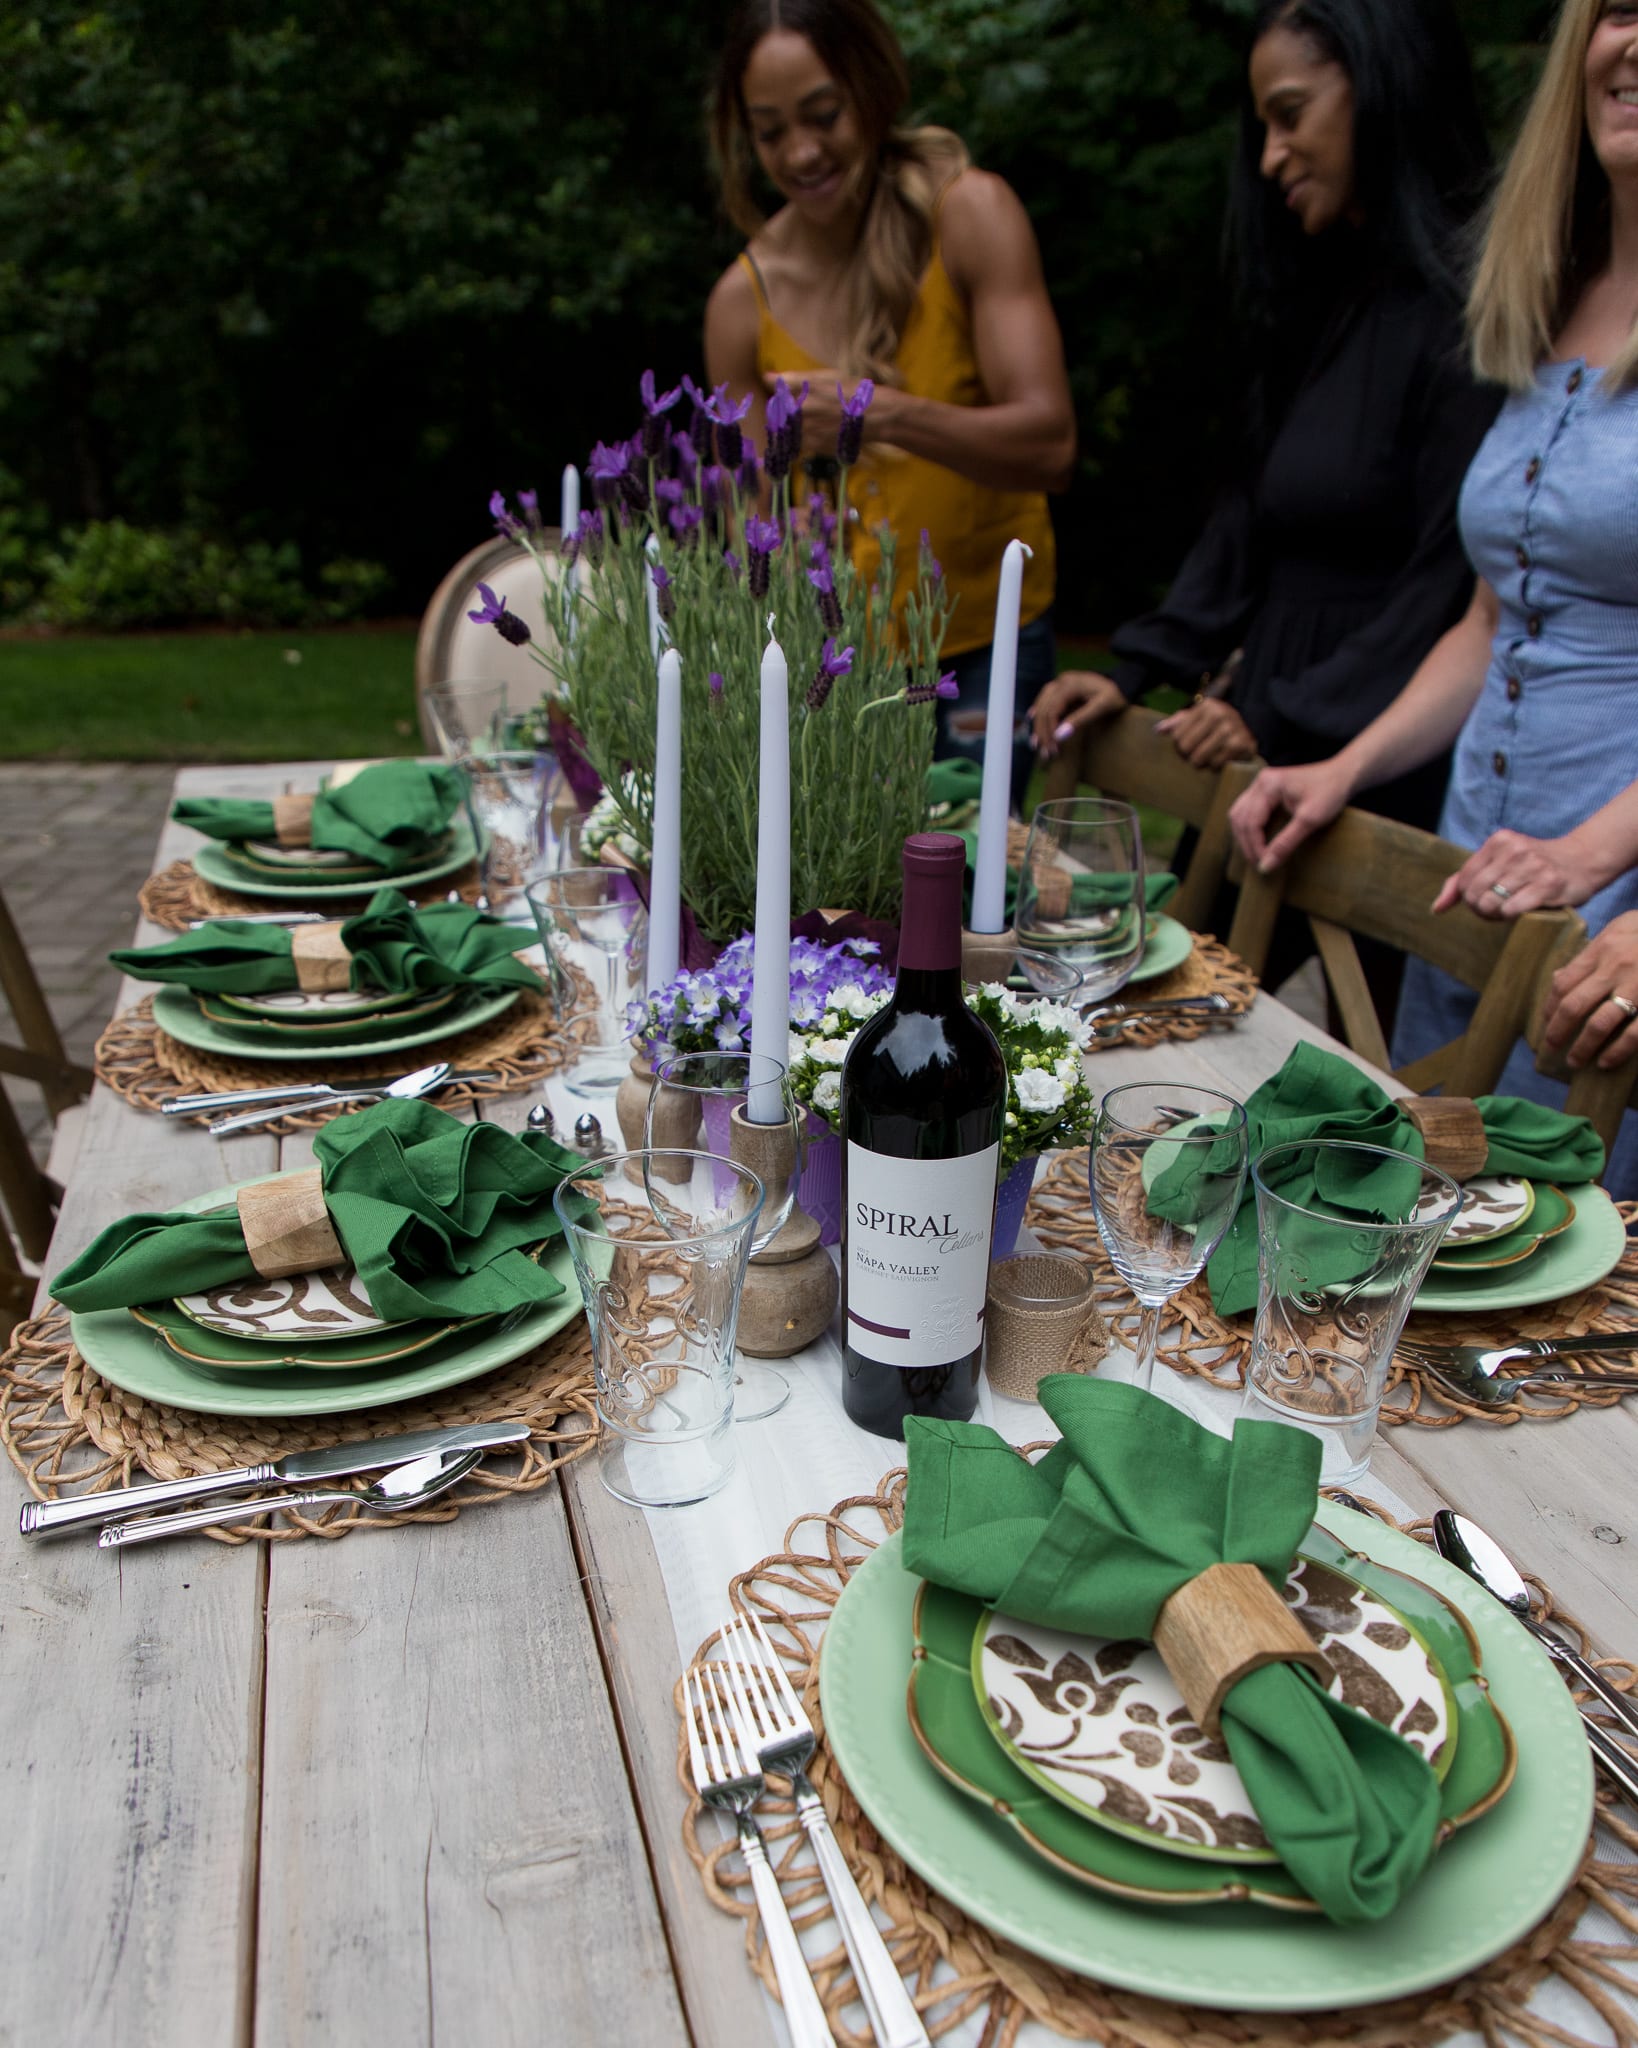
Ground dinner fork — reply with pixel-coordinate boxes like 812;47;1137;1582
720;1615;931;2048
684;1663;834;2048
1398;1338;1638;1406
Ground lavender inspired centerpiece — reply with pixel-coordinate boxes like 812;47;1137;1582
473;371;954;944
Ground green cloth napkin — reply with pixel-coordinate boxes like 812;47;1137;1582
903;1378;1442;1924
109;889;540;998
172;760;466;870
954;826;1178;925
1149;1043;1606;1315
52;1100;583;1322
927;759;984;812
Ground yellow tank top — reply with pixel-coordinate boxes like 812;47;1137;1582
740;243;1056;659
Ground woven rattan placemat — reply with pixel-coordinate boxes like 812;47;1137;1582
0;1305;599;1541
139;856;488;931
1088;933;1259;1049
678;1471;1638;2045
1027;1150;1638;1427
93;981;596;1133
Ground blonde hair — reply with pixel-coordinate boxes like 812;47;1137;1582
711;0;970;385
1468;0;1638;390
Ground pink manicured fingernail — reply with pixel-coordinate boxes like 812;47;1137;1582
1054;720;1074;742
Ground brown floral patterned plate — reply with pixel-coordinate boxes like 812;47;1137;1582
975;1556;1454;1864
1416;1173;1534;1245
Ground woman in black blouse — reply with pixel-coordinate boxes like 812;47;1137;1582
1033;0;1498;842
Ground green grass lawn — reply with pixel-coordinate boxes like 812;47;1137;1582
0;627;422;760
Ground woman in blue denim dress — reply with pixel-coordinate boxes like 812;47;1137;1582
1229;0;1638;1192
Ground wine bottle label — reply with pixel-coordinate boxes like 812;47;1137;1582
844;1141;1000;1368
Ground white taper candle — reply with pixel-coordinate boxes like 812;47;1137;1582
970;538;1034;934
647;649;682;994
748;631;791;1124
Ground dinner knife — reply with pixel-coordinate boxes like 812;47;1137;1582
162;1069;499;1115
18;1420;530;1541
184;911;329;929
1584;1716;1638;1810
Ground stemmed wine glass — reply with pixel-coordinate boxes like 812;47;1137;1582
645;1050;803;1423
1089;1082;1249;1390
525;869;647;1094
1014;797;1145;1005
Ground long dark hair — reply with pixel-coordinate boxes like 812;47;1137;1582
1227;0;1489;331
710;0;968;382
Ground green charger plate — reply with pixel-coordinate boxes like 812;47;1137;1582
1414;1183;1623;1312
195;985;458;1041
910;1527;1512;1911
821;1505;1590;2011
191;815;481;900
128;1298;485;1371
151;982;519;1063
1126;913;1193;985
1431;1185;1573;1272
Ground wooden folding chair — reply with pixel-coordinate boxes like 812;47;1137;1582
0;887;94;1332
1041;705;1259;932
1223;779;1587;1096
1559;1047;1638;1159
414;532;565;750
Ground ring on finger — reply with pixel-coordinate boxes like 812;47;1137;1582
1607;993;1638;1021
1489;882;1512;902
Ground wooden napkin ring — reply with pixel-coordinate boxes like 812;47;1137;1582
271;792;315;846
290;921;353;991
236;1168;344;1279
1152;1562;1330;1737
1404;1097;1487;1181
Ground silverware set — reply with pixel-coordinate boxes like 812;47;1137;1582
1432;1510;1638;1808
685;1613;930;2048
161;1062;502;1132
1081;991;1236;1040
1398;1331;1638;1406
19;1421;525;1546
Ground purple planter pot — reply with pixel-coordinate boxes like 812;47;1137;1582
798;1122;843;1245
991;1155;1040;1260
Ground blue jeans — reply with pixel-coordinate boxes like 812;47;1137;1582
936;609;1057;812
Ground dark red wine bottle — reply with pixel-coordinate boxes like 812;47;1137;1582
840;833;1007;1440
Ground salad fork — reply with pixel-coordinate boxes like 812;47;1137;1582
1398;1336;1638;1406
684;1662;833;2048
719;1615;930;2048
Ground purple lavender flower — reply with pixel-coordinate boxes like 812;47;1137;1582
467;582;531;647
566;508;605;569
764;377;808;482
588;440;646;513
745;513;783;599
655;477;686;508
489;490;525;543
703;382;754;470
699;463;727;518
668;501;703;545
904;669;960;707
670;428;699;480
738;444;761;496
517;488;544;537
650;561;677;624
639;369;683;458
837;379;875;467
808;546;843;632
708;671;725;707
919;528;943;584
806;494;838;550
722;547;742;582
805;637;854;711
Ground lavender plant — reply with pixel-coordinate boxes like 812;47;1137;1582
477;371;954;944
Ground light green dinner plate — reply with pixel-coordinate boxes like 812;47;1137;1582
128;1299;484;1371
151;982;519;1062
196;986;459;1040
1126;913;1193;984
68;1174;581;1415
191;816;481;900
1413;1183;1624;1312
820;1504;1590;2011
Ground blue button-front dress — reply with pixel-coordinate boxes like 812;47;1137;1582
1393;359;1638;1194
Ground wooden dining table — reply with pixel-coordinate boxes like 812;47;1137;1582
4;762;1636;2047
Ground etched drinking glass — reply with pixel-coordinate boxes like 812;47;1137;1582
1241;1140;1460;1483
1013;798;1145;1004
1089;1082;1249;1390
647;1051;802;1423
554;1149;765;1508
526;869;647;1094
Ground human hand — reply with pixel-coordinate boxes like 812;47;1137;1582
1541;910;1638;1070
1029;671;1126;756
1431;829;1601;918
1154;697;1258;770
1229;759;1353;873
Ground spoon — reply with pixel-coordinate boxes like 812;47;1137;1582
206;1060;454;1136
1432;1510;1638;1751
97;1446;484;1549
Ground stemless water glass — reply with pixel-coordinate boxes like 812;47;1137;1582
646;1051;803;1423
553;1149;765;1508
1089;1082;1249;1389
425;678;514;759
526;869;647;1094
1241;1140;1461;1483
1014;798;1145;1004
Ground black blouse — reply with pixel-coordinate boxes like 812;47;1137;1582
1111;275;1502;823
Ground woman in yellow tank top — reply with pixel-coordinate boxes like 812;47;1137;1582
705;0;1076;799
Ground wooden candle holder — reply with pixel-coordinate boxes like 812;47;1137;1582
961;929;1018;987
730;1105;837;1358
1152;1561;1330;1737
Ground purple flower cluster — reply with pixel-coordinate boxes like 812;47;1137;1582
745;514;782;599
562;508;605;570
837;380;875;467
627;933;892;1056
639;370;683;459
466;582;531;647
702;381;754;471
588;439;646;514
919;528;943;584
805;637;854;711
650;561;677;624
904;670;960;707
807;546;843;632
764;377;808;482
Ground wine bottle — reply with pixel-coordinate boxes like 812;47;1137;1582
840;832;1007;1439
